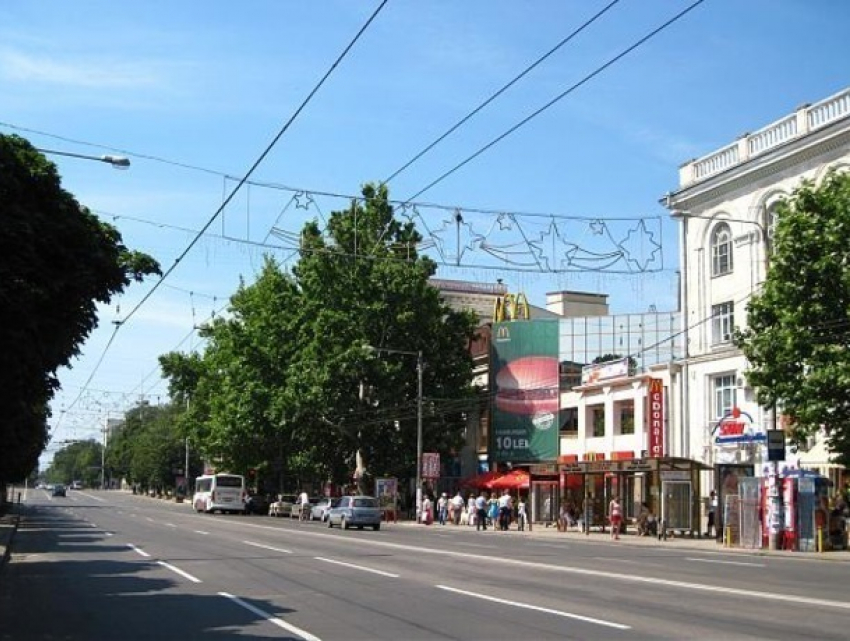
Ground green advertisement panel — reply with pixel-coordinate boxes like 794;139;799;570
491;320;559;462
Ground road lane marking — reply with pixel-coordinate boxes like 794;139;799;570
145;517;154;522
243;541;292;554
105;532;114;537
314;556;399;578
224;523;850;611
127;544;150;558
686;557;765;567
436;585;630;630
194;530;210;535
453;541;497;549
158;561;202;583
164;523;177;528
75;491;105;502
219;592;322;641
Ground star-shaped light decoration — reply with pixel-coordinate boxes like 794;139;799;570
616;218;662;272
589;219;606;235
293;191;315;210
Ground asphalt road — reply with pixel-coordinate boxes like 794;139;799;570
2;489;849;640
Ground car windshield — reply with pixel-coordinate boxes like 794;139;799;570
353;498;377;508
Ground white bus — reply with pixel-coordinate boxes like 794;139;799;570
192;473;246;514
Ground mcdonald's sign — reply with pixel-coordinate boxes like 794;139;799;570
648;379;664;457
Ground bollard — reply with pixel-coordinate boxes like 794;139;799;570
725;526;732;548
817;526;824;553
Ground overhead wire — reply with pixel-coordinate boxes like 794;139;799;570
382;0;623;184
406;0;707;202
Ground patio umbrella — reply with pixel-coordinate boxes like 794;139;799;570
489;469;530;490
459;470;502;490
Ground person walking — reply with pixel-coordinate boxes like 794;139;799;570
487;493;499;529
475;492;488;531
437;492;448;526
706;490;718;537
517;496;528;531
498;490;512;531
451;491;464;525
609;496;622;540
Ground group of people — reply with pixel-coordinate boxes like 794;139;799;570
426;489;528;531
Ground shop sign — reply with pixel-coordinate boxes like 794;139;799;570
421;452;440;479
530;464;557;475
622;459;656;473
767;429;785;461
559;463;583;474
714;408;766;445
581;357;630;385
661;470;690;481
648;379;665;457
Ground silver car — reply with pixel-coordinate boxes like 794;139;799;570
311;497;340;521
327;495;382;530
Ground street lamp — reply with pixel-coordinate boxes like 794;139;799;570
364;344;424;521
36;147;131;169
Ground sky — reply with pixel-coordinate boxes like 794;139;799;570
2;0;848;464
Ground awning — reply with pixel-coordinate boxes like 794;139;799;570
459;471;502;489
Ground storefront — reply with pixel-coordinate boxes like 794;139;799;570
529;457;709;536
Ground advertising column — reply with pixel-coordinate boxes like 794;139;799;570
491;320;559;463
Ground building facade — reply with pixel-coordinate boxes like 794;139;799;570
663;86;850;484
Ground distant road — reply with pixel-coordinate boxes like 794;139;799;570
2;489;849;640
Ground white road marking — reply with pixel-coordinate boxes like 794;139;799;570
453;541;497;549
436;585;630;630
158;561;202;583
105;532;114;537
224;522;850;611
314;556;400;578
220;592;322;641
243;540;292;554
75;491;105;502
593;556;640;564
686;557;765;567
145;517;154;522
164;523;177;528
127;544;150;558
90;523;98;528
194;530;210;535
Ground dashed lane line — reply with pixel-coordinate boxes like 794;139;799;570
220;592;322;641
314;556;400;578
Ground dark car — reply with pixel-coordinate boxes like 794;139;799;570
52;484;67;497
244;493;271;515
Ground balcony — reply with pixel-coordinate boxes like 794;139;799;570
679;87;850;186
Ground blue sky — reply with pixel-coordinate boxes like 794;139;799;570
2;1;848;460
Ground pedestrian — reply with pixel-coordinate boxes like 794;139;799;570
421;494;433;525
608;496;622;540
706;490;717;537
517;496;528;531
437;492;448;526
467;493;477;527
487;493;499;529
451;491;464;525
498;489;512;531
475;492;488;531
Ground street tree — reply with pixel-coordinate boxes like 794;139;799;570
737;170;850;466
0;135;161;485
45;440;102;487
160;183;477;493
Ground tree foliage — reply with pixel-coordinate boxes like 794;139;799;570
44;440;102;487
160;183;477;493
737;171;850;465
0;134;161;484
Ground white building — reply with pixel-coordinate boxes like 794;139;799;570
663;87;850;482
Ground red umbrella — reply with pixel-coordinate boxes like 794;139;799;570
459;470;502;490
489;469;530;490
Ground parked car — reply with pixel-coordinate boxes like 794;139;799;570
70;481;83;490
244;493;272;515
289;497;321;520
268;494;296;517
52;484;67;497
311;497;340;522
326;495;382;530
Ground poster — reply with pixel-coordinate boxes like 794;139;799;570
491;320;559;462
375;478;397;511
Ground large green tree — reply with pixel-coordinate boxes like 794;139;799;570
44;440;102;488
0;134;160;485
161;183;478;494
737;171;850;466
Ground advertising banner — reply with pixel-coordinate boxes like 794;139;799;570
491;320;559;462
648;378;664;457
375;478;398;510
421;452;441;479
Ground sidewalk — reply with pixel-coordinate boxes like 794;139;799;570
0;505;20;575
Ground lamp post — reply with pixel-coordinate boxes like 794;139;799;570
36;147;131;169
364;345;424;521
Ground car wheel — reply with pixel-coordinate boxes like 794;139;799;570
342;516;350;530
327;518;333;529
373;524;381;531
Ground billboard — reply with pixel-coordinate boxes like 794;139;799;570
491;320;559;462
648;379;665;457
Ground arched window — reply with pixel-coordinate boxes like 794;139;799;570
711;222;733;276
764;202;781;253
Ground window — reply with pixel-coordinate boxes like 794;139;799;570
560;407;578;437
619;403;635;435
765;202;781;253
711;301;734;344
592;407;605;438
713;374;737;420
711;222;733;276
